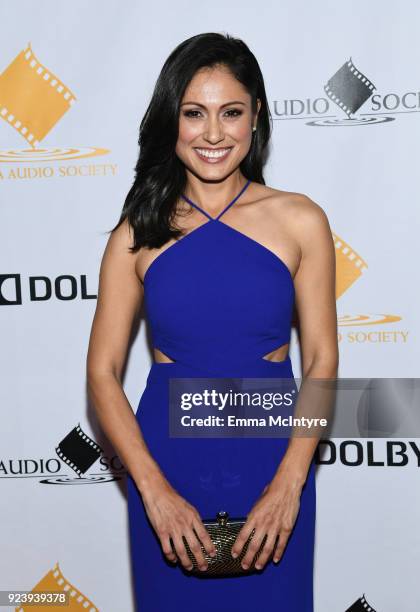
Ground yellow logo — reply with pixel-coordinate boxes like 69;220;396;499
0;43;109;162
15;561;99;611
333;232;404;342
333;231;368;300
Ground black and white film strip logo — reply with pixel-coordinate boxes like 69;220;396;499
345;593;378;611
44;423;126;485
0;422;125;485
55;423;102;477
324;57;376;118
39;423;120;485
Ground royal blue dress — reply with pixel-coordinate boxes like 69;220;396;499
127;179;316;611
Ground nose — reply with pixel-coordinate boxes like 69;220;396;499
203;115;224;144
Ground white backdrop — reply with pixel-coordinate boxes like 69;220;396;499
1;1;419;611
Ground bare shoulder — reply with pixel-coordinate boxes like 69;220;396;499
105;216;135;254
102;217;139;268
99;216;143;285
253;184;332;237
284;192;332;249
260;185;328;221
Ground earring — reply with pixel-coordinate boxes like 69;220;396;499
252;126;257;132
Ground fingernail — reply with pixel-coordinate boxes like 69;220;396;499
274;557;280;563
255;564;262;570
242;563;249;569
231;551;237;558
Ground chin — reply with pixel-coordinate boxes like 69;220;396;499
187;156;242;179
192;166;235;182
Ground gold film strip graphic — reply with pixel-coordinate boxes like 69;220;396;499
324;57;375;117
332;231;368;299
0;42;76;147
15;561;98;611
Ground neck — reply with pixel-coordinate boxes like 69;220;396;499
183;171;248;212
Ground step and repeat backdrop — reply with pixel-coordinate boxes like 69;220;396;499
1;1;419;611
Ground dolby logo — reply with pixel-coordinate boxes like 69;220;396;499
317;440;420;467
0;273;96;304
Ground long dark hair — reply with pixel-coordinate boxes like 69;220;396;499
111;32;273;251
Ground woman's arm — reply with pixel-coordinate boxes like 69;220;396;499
86;218;163;492
274;193;339;483
231;194;338;570
86;219;217;571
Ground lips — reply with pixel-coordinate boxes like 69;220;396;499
194;147;233;163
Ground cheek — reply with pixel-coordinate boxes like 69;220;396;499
178;120;201;145
227;121;251;143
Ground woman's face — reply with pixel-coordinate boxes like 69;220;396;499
176;65;260;181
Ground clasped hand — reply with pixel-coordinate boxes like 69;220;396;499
230;474;303;571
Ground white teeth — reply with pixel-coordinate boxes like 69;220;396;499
195;148;231;158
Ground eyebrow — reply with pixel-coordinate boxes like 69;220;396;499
180;100;246;108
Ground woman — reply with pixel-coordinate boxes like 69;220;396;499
87;32;338;611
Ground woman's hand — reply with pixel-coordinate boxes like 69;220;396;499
140;476;217;572
230;472;304;571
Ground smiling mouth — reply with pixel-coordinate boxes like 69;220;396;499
194;147;233;163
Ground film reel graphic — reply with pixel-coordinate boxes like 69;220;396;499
333;231;367;299
324;57;376;118
15;561;98;612
333;231;402;326
0;42;76;148
0;42;109;161
345;593;377;612
55;423;103;478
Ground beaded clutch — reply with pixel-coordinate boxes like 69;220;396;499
170;511;270;576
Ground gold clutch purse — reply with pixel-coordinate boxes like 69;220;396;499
170;511;270;576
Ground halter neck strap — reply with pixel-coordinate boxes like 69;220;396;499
180;179;251;221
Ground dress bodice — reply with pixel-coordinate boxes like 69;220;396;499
143;179;295;373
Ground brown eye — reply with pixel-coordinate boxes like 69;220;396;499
183;110;202;118
225;109;243;117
